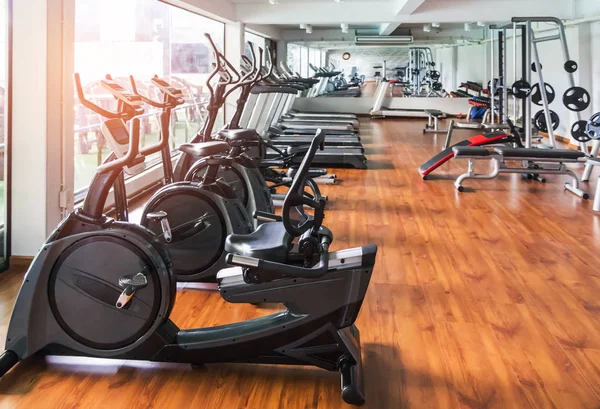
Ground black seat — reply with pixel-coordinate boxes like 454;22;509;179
225;222;294;264
494;147;586;160
425;109;444;117
218;129;260;142
178;141;229;158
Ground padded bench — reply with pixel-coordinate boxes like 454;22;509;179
452;146;589;199
586;158;600;212
423;109;447;134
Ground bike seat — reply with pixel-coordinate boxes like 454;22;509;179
218;129;260;142
178;141;229;158
225;222;294;264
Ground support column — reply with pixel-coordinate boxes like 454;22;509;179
276;40;287;66
224;21;245;124
12;0;69;256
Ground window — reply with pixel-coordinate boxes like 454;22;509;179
300;46;309;78
309;48;321;71
73;0;224;196
245;31;266;63
287;43;301;75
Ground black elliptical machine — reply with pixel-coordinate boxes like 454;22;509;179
170;34;273;225
0;123;377;405
75;74;253;283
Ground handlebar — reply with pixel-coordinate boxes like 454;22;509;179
75;73;142;120
97;118;141;174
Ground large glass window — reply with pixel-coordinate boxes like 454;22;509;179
245;31;266;63
73;0;224;196
309;48;321;71
287;43;301;75
300;46;309;78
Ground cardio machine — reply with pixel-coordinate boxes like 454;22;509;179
0;130;377;406
75;74;254;283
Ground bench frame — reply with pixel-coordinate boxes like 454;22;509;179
453;150;589;199
423;110;447;134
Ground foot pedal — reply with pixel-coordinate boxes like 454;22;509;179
116;271;147;309
147;211;172;243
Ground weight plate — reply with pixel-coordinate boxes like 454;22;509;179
585;112;600;140
563;86;590;112
429;70;441;81
571;120;591;143
511;80;532;99
564;60;578;73
531;62;542;72
533;110;560;133
531;83;555;106
432;82;442;91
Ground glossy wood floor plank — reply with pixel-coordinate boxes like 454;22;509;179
1;116;600;408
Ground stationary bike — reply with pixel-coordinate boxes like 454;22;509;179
0;129;377;406
75;74;253;283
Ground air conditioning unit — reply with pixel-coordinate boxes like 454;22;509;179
354;36;414;45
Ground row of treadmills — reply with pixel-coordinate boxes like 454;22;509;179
233;61;367;169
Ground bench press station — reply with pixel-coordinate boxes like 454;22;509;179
452;145;589;198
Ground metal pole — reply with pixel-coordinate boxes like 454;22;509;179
524;22;532;148
502;29;508;123
531;26;555;148
512;22;518;126
490;27;495;124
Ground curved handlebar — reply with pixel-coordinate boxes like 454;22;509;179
74;73;132;119
129;75;164;109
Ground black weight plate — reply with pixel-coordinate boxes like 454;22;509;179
531;62;542;72
563;86;590;112
511;80;532;99
432;82;442;91
571;120;591;142
531;83;556;106
564;60;578;73
533;110;560;133
585;112;600;140
429;70;441;81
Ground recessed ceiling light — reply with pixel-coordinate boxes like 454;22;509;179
431;22;440;28
334;0;346;3
269;0;279;4
341;23;349;33
477;21;485;27
423;24;431;32
464;23;471;32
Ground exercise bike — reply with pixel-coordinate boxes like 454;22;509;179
0;128;377;406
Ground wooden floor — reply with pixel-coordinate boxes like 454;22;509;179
1;118;600;409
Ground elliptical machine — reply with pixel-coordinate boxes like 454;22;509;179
75;74;253;283
170;34;273;224
0;128;377;406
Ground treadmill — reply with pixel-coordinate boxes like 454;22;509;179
242;87;362;147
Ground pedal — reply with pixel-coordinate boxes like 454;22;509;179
147;211;172;243
116;271;148;309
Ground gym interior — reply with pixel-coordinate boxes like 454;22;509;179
0;0;599;408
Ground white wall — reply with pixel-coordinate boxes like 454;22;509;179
435;44;487;91
327;48;410;81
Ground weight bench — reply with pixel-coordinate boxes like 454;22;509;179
452;146;589;199
423;109;447;134
444;117;509;149
586;158;600;211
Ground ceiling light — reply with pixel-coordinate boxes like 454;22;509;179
423;24;431;32
355;35;413;45
334;0;346;3
477;21;485;27
341;23;349;33
268;0;279;4
299;24;306;29
305;24;313;34
464;23;471;32
431;22;440;28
